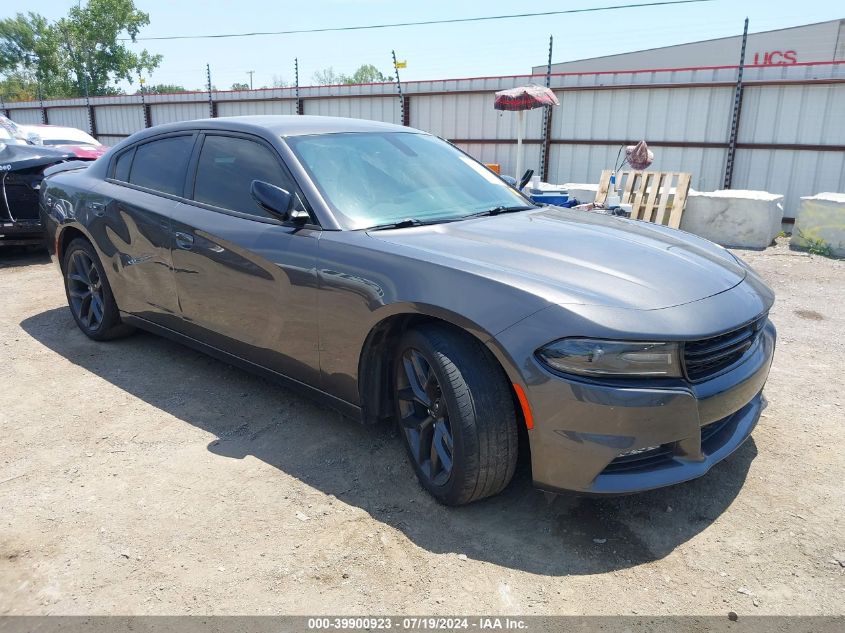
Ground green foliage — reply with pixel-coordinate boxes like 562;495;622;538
346;64;389;84
311;66;343;86
139;83;186;95
796;229;834;257
0;71;39;101
230;82;249;91
0;0;161;100
805;238;834;258
311;64;391;86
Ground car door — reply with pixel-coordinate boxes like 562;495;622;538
93;133;195;330
168;132;321;387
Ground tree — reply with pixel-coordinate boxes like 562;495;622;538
0;0;161;100
311;64;391;86
140;83;186;95
312;66;343;86
270;74;289;88
55;0;161;96
230;82;249;91
0;71;39;102
0;12;65;98
345;64;389;84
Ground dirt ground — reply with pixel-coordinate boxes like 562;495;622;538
1;241;843;616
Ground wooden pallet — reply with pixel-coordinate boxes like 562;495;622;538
595;170;692;229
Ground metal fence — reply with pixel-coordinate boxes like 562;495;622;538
3;61;844;220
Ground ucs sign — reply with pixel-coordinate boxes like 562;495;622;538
752;50;798;65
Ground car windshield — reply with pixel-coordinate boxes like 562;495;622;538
285;132;530;229
0;116;26;143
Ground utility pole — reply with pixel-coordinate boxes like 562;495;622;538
539;34;554;182
247;70;254;90
392;50;404;126
206;63;215;118
37;76;46;124
81;38;94;135
294;57;302;115
723;18;749;189
137;70;150;128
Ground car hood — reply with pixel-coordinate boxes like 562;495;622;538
367;206;748;311
0;142;73;172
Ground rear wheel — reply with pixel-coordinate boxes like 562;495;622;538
63;238;133;341
394;324;518;505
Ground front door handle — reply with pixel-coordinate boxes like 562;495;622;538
174;231;194;250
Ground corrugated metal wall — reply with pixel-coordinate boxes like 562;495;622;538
413;93;545;139
3;62;843;218
7;108;42;125
217;100;295;116
304;96;400;123
149;102;208;125
45;106;89;130
95;105;145;136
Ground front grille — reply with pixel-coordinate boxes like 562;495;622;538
602;444;674;473
2;174;41;221
602;410;745;475
683;315;767;382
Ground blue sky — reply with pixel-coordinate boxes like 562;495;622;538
5;0;843;90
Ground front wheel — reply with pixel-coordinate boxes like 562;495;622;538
394;324;518;505
63;238;134;341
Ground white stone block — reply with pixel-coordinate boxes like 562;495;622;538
791;193;845;257
562;183;598;204
679;190;784;249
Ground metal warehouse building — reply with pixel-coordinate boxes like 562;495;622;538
4;20;844;222
532;19;845;74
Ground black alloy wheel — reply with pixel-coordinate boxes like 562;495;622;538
396;347;455;486
393;324;519;506
66;248;106;332
62;238;134;341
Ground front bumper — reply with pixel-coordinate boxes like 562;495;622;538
0;219;44;246
520;320;776;494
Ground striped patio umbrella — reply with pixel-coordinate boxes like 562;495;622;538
494;85;560;182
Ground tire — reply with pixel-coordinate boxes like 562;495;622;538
62;238;134;341
393;324;518;506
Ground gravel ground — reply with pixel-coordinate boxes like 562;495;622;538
0;241;843;616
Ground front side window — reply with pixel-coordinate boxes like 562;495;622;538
286;132;528;229
129;135;194;196
193;135;294;218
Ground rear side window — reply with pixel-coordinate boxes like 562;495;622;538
193;135;294;218
112;148;134;182
129;135;194;196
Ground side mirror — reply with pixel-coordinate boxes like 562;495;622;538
250;180;309;223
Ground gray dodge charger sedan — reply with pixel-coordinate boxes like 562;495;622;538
40;116;776;505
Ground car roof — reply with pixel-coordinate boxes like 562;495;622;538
135;115;418;139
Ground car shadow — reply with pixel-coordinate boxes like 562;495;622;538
20;307;757;576
0;245;50;269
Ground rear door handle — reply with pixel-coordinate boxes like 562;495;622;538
174;231;194;250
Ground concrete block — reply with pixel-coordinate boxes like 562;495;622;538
791;193;845;257
679;190;784;249
562;183;598;204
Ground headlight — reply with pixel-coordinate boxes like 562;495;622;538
536;339;682;378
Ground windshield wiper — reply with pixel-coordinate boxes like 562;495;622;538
364;218;427;231
462;205;537;219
